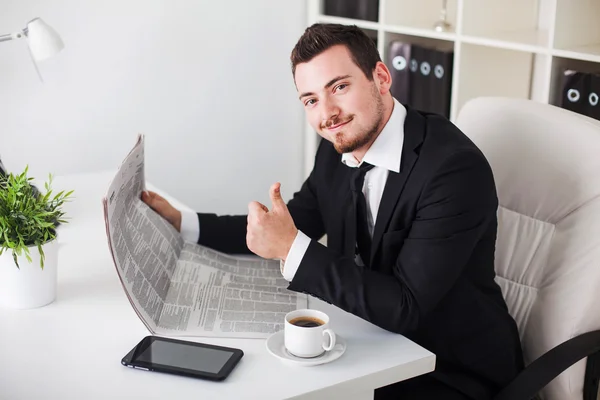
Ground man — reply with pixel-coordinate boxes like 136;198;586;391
142;23;524;400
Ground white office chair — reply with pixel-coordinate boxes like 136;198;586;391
456;97;600;400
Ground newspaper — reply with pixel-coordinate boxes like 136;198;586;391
102;134;307;339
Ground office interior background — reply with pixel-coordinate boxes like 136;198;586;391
0;0;306;215
1;0;598;214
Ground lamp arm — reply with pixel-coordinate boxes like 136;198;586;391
0;31;25;43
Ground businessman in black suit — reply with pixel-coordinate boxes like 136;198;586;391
142;23;523;400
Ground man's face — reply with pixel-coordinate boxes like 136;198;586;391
295;44;385;154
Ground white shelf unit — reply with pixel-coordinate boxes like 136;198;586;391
303;0;600;178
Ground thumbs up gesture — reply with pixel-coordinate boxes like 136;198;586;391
246;182;298;260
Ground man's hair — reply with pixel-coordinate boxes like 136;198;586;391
290;23;381;80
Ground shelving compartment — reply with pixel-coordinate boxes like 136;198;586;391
382;0;458;39
549;56;600;121
321;0;380;22
383;32;456;119
455;43;535;115
461;0;550;51
553;0;600;62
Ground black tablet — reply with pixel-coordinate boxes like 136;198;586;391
121;336;244;381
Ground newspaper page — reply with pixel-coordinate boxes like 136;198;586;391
102;134;307;339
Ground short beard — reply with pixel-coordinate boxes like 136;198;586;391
333;86;384;154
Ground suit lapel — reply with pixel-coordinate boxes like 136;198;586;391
369;106;425;267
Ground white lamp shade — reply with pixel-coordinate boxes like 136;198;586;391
25;18;64;61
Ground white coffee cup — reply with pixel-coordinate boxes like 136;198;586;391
284;309;336;358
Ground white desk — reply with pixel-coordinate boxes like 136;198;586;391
0;171;435;400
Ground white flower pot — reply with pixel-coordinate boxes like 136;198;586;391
0;239;59;309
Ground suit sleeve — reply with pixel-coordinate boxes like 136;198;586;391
286;141;326;240
196;213;250;254
287;150;498;334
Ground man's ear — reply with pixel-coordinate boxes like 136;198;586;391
373;61;392;95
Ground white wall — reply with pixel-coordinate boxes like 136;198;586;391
0;0;307;214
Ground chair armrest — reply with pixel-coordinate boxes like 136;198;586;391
493;330;600;400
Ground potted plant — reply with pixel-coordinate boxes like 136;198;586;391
0;166;73;309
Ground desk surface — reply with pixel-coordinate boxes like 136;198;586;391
0;171;435;400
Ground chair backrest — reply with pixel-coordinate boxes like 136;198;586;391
456;97;600;400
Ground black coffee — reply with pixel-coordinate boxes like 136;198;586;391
289;316;325;328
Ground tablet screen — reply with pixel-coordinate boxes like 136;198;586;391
134;339;234;373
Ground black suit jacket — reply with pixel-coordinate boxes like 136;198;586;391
196;106;524;400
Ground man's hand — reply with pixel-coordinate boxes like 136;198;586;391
246;182;298;260
141;190;182;232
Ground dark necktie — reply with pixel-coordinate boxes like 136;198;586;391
349;162;375;267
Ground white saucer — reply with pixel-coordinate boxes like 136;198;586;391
265;331;346;367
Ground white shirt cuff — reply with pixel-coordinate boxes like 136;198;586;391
280;230;311;282
180;209;200;243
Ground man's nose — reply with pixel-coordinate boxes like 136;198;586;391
320;98;340;123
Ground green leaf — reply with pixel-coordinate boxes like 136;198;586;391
0;165;72;269
38;244;45;270
12;251;20;269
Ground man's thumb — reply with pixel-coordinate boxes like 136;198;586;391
270;182;286;211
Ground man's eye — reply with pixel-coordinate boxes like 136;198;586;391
336;84;347;91
305;99;316;106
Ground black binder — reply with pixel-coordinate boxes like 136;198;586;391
407;44;454;118
561;70;590;117
323;0;379;22
428;47;454;119
589;73;600;121
408;44;428;113
388;41;411;104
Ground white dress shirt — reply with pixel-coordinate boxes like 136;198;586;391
180;207;201;243
180;98;407;282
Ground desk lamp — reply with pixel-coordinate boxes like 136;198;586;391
0;17;64;80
